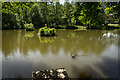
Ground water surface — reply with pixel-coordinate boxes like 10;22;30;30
1;29;120;78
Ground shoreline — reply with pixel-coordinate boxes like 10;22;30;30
1;24;120;30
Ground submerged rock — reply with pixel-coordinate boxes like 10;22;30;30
32;68;70;80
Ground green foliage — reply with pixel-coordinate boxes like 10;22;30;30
39;28;44;35
39;27;56;36
2;2;120;30
30;3;43;28
24;23;35;31
76;2;106;29
2;13;21;29
26;27;35;31
50;28;56;36
2;2;33;29
105;2;120;24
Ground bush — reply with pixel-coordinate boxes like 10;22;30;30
39;28;44;35
26;27;35;31
50;28;56;36
24;23;35;31
39;27;56;36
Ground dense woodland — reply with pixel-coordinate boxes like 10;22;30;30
2;1;120;29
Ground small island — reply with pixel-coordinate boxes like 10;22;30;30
38;24;56;36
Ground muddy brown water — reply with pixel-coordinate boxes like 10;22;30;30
1;29;120;78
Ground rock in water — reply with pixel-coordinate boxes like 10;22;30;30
32;68;70;80
72;54;77;58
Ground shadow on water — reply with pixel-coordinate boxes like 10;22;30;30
94;57;119;78
2;59;50;78
71;65;92;79
71;57;119;78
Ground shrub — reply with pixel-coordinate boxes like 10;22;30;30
39;28;45;36
38;27;56;36
50;28;56;36
24;23;35;31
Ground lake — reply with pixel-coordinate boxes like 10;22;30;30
1;29;120;78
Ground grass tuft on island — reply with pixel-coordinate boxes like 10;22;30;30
38;27;56;36
24;23;35;31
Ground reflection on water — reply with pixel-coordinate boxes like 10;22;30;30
1;29;119;78
38;36;56;43
25;31;35;39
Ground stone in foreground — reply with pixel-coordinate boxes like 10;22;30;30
32;68;70;80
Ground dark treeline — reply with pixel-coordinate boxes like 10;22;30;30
2;1;120;29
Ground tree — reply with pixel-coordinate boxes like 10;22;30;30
64;1;75;26
105;2;120;25
77;2;105;29
2;2;21;29
74;2;83;25
30;3;42;28
2;2;33;29
39;2;49;26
